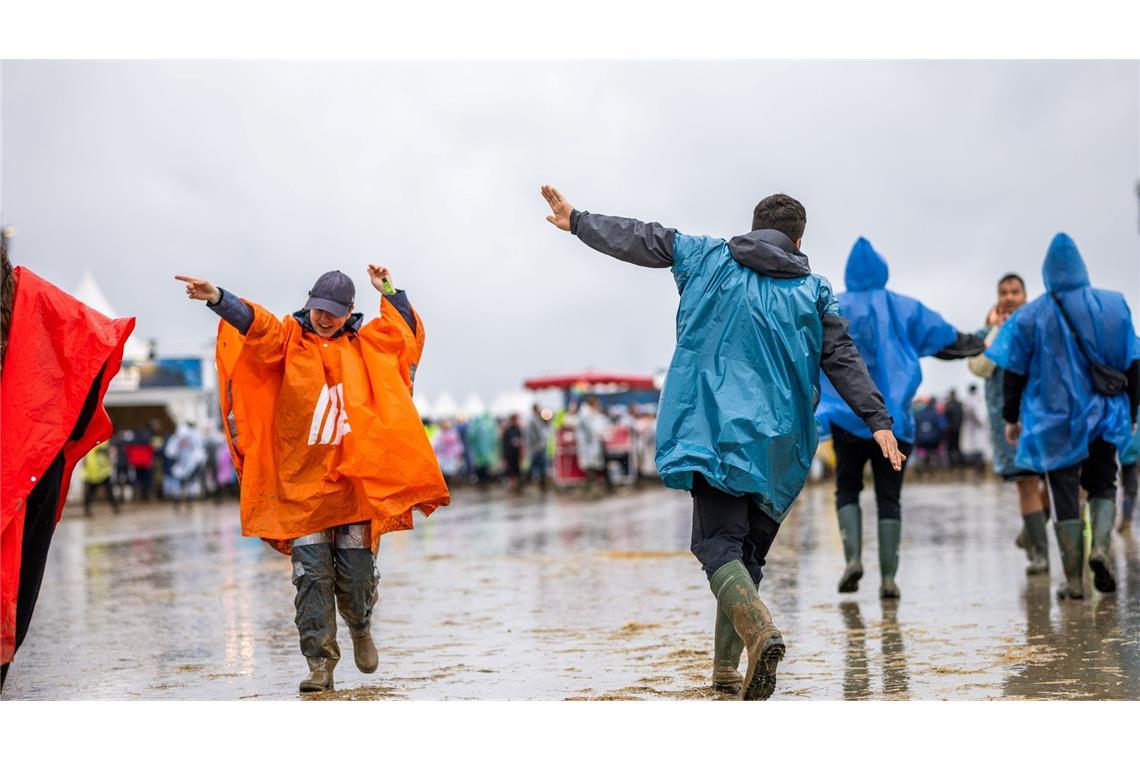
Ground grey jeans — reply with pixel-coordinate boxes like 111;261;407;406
291;522;379;664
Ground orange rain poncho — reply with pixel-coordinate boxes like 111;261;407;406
216;296;450;554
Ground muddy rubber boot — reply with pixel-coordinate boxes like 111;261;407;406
1053;519;1085;600
836;503;863;593
299;657;336;693
1023;511;1050;575
349;628;379;674
709;560;785;701
711;586;747;694
1087;498;1117;594
878;519;902;599
1118;496;1134;534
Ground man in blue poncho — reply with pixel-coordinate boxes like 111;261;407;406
816;238;985;599
540;185;904;701
987;233;1139;599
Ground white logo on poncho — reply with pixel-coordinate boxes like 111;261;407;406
308;383;351;445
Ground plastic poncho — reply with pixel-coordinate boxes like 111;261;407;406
165;424;207;481
815;238;958;444
655;233;839;522
575;404;611;471
986;233;1139;473
81;442;114;484
2;267;134;664
216;297;449;554
464;413;499;470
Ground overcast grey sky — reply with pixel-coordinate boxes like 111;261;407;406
2;61;1137;404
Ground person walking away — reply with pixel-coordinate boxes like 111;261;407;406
526;404;551;491
987;234;1139;599
433;420;466;484
176;265;449;693
466;411;499;487
81;441;121;517
816;237;985;599
541;185;903;701
958;384;991;471
968;273;1051;574
576;396;612;493
501;413;524;493
943;390;964;467
165;422;207;509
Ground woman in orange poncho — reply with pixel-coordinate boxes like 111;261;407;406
177;265;449;694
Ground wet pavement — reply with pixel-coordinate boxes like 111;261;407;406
3;479;1138;700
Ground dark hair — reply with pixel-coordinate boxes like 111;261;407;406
752;194;806;242
997;273;1025;290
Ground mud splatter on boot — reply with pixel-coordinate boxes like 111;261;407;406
709;560;784;701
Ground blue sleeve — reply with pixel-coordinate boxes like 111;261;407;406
907;299;958;357
384;289;418;333
207;287;254;336
815;276;842;318
671;234;723;293
985;310;1031;374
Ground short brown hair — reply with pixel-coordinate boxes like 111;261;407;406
752;194;807;242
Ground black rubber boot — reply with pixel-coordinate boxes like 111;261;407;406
878;519;902;599
1087;498;1116;594
1023;511;1050;575
836;503;863;593
709;560;785;701
1053;519;1085;600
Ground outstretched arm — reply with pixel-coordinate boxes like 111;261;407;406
541;184;675;268
176;275;253;335
819;313;905;471
934;331;987;360
368;264;417;333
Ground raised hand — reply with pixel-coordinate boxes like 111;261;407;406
368;264;394;294
175;275;221;305
872;429;907;472
540;185;574;232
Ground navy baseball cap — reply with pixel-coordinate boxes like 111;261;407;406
304;271;355;318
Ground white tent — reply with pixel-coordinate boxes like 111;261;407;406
70;270;150;362
460;392;486;418
433;391;460;420
413;394;433;419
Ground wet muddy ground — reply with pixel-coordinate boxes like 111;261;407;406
4;479;1138;700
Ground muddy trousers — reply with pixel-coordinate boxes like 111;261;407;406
291;523;379;665
690;473;781;586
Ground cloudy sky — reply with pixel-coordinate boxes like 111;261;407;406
2;61;1137;404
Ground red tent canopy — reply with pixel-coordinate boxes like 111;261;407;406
523;372;657;391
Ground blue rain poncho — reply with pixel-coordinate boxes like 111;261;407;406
986;233;1139;473
656;234;840;522
815;238;958;444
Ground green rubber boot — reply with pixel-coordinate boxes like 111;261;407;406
1087;498;1117;593
878;519;902;599
711;582;748;694
836;503;863;593
709;560;785;701
1053;519;1085;600
1023;511;1050;575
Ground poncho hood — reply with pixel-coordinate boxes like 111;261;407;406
844;237;889;292
728;229;811;279
1042;232;1090;293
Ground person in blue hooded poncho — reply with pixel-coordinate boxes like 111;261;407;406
988;233;1140;599
540;185;903;702
815;238;985;599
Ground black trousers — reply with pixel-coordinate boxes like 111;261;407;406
832;425;915;521
690;473;781;586
1046;437;1117;522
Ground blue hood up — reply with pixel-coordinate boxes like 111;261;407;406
1042;233;1090;293
844;237;889;292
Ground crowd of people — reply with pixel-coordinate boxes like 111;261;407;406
422;399;660;493
79;421;237;515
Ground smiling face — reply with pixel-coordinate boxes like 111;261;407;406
309;306;352;338
997;277;1027;316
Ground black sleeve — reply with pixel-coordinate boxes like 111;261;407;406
1127;359;1139;423
1003;369;1028;424
820;313;894;433
384;289;418;333
570;209;675;268
207;287;255;336
934;331;987;360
